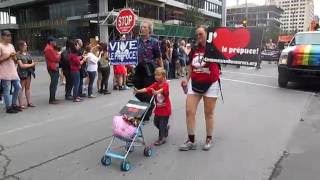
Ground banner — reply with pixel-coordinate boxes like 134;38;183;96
260;49;281;61
204;27;263;67
109;40;138;65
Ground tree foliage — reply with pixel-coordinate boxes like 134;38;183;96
184;1;205;26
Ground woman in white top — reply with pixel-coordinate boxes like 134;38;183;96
85;45;100;98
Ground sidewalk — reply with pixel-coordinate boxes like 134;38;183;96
270;93;320;180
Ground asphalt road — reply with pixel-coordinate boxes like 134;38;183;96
0;62;318;180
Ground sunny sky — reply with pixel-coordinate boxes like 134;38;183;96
226;0;320;16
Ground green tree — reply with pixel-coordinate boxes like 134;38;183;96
184;1;205;26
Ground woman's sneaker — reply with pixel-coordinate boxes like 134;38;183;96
179;140;197;151
202;138;213;151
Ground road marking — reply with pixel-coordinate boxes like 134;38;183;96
221;78;278;88
222;70;277;79
221;78;315;95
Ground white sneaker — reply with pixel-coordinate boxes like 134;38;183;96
202;138;213;151
179;140;197;151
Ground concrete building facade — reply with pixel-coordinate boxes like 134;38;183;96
227;4;283;29
266;0;314;32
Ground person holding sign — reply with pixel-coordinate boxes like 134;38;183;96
134;20;162;123
179;25;220;151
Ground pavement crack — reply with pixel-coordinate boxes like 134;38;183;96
268;151;290;180
0;145;20;180
2;135;112;179
0;145;11;178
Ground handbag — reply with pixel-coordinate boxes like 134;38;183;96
191;80;212;94
80;63;88;78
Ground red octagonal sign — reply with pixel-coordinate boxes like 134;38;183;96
116;8;136;34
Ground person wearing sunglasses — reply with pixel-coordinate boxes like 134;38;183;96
0;30;22;113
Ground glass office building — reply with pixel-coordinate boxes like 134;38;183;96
0;0;99;50
0;0;224;51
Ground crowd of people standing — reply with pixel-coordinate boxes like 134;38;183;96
0;30;190;114
0;30;133;113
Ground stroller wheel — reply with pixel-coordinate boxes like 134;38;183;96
126;144;135;153
101;155;112;166
143;147;153;157
121;161;131;171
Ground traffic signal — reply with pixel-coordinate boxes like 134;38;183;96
242;19;247;27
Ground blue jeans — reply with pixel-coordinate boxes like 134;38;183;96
48;69;59;102
1;80;21;109
71;72;80;99
87;71;96;96
163;60;170;79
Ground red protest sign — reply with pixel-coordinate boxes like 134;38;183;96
116;8;136;34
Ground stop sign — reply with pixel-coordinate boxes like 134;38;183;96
116;8;136;34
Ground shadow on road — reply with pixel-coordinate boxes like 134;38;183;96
285;82;320;93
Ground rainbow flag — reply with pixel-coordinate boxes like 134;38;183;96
292;45;320;66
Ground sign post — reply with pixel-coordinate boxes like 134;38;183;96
116;8;136;34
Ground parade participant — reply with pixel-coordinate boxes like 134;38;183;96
179;25;220;151
16;40;37;108
0;30;22;113
134;20;162;122
69;40;86;102
134;67;171;145
44;36;61;104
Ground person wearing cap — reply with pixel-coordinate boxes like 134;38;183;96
0;30;22;113
44;36;61;104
